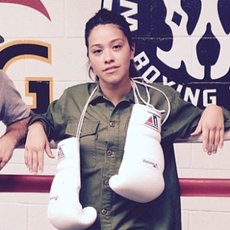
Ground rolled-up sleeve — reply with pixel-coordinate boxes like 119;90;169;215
0;71;30;126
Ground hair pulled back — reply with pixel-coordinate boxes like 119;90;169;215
85;8;139;79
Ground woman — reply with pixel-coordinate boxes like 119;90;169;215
25;9;230;230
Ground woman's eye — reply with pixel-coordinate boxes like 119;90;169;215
113;44;122;50
93;49;102;54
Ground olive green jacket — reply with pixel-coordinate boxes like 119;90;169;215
29;81;230;230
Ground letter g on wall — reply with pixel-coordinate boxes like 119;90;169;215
0;40;53;114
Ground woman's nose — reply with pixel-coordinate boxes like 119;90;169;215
104;50;114;63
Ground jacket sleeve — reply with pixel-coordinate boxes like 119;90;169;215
0;71;30;126
28;89;68;141
158;86;203;140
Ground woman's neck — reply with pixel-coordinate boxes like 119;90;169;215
99;78;132;106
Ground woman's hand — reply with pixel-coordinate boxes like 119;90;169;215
190;105;224;155
24;121;55;174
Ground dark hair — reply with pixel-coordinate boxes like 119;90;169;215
85;8;139;80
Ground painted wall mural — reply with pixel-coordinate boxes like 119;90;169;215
1;0;230;114
0;0;52;113
103;0;230;110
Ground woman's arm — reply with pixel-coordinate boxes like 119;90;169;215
190;104;224;155
24;121;55;174
24;90;68;174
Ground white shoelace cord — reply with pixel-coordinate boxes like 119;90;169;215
76;86;98;140
130;79;151;106
130;79;140;104
131;78;171;125
76;77;171;137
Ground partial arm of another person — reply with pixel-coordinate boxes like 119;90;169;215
0;117;31;170
0;70;32;170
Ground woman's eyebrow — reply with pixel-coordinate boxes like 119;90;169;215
110;38;124;43
90;38;124;48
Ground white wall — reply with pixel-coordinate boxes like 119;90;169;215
175;142;230;230
1;142;230;230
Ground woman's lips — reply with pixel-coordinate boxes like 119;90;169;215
103;66;119;73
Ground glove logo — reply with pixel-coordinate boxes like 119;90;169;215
142;158;160;170
144;112;160;131
58;147;65;160
50;195;59;201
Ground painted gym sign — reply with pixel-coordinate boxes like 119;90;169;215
102;0;230;110
0;0;52;114
1;0;230;112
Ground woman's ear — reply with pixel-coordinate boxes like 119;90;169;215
130;43;135;59
88;60;94;73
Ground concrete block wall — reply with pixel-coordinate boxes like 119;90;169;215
175;142;230;230
1;142;230;230
0;1;230;229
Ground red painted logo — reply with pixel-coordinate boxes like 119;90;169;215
0;0;51;20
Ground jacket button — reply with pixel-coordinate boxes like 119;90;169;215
101;209;107;215
109;121;115;127
106;150;113;156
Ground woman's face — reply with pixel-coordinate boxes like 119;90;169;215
88;24;135;87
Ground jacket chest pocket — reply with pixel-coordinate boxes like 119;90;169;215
81;121;100;168
66;121;100;169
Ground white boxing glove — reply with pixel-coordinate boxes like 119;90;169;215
47;137;97;230
109;104;165;203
